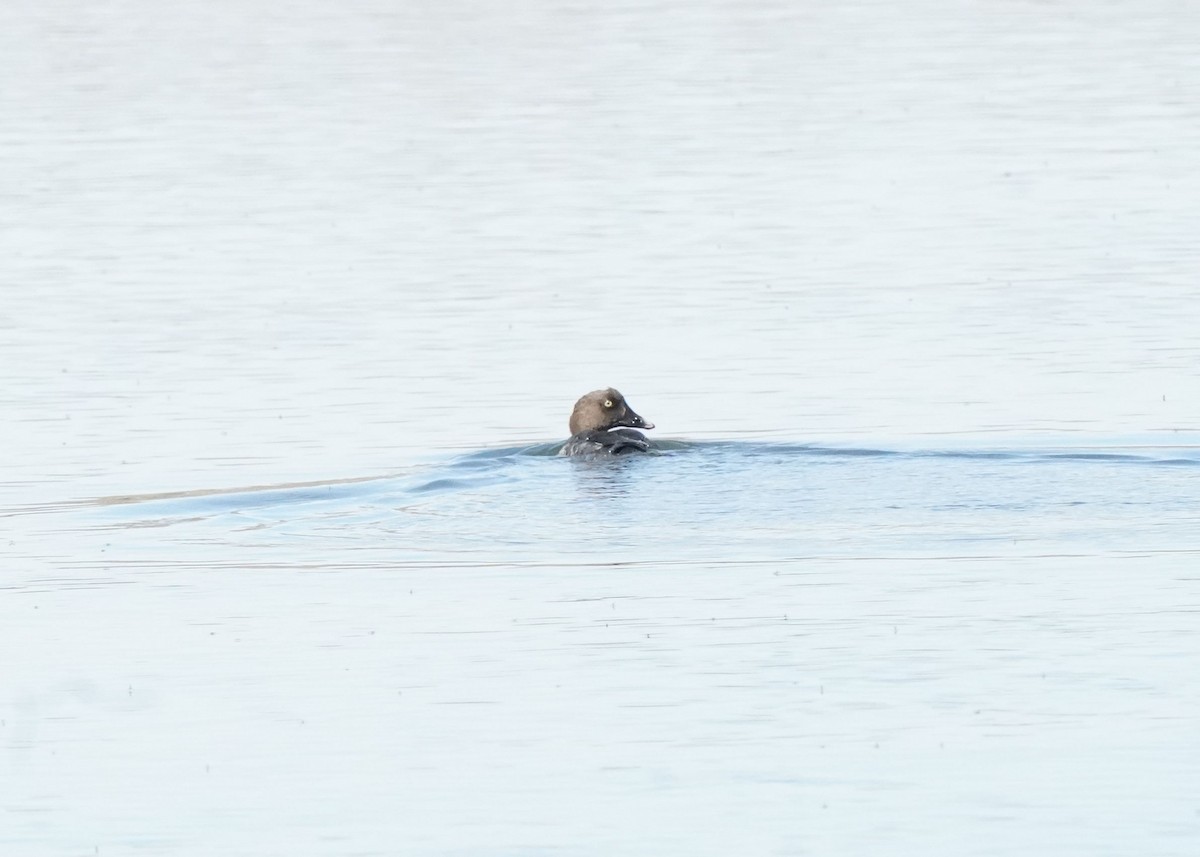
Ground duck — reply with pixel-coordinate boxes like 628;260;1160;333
559;388;655;456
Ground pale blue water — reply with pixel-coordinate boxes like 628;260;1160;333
4;0;1200;853
7;440;1200;855
88;440;1200;565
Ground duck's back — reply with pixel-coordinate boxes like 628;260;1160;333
560;429;651;457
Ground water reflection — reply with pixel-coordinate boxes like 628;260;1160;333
567;453;651;501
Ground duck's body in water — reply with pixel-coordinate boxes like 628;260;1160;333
559;388;655;457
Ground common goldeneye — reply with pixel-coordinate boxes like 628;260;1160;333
560;388;655;456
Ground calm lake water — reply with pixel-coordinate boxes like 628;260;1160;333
3;1;1200;855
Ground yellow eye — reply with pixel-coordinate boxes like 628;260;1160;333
604;399;613;408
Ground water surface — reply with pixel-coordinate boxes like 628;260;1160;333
3;0;1200;854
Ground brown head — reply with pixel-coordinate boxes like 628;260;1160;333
568;388;655;435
